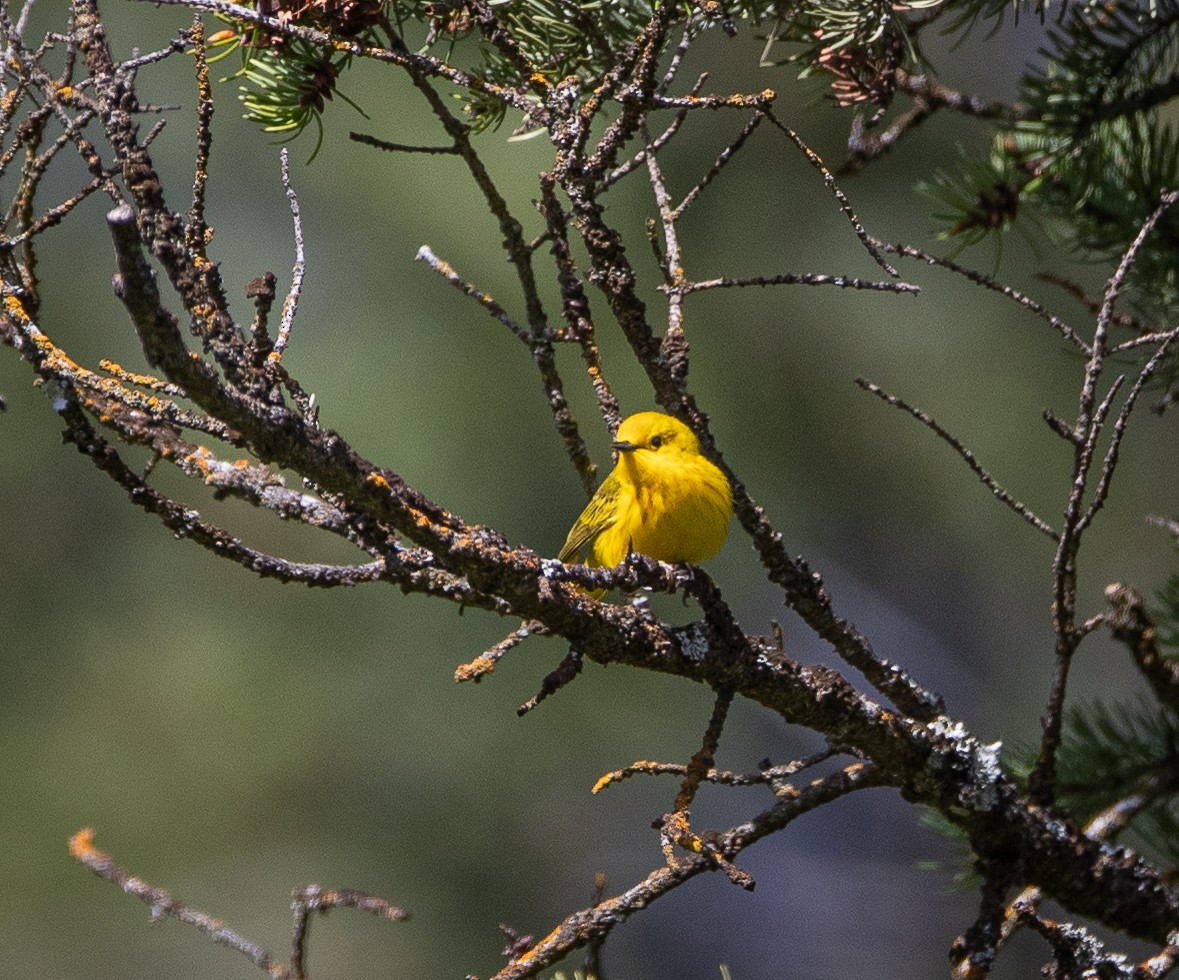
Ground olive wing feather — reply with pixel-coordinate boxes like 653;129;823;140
559;473;622;564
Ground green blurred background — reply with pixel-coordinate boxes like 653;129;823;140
2;3;1176;978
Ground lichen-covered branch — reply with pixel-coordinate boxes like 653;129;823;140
2;3;1178;978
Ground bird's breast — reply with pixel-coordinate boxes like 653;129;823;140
626;456;731;564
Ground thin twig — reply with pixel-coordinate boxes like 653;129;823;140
650;90;774;111
869;237;1089;352
1031;192;1179;808
415;245;528;343
455;620;546;683
116;33;193;72
536;174;616;489
291;884;408;980
1105;583;1179;716
349;131;459;155
594;748;836;794
1148;514;1179;538
493;762;883;980
842;100;934;175
855;378;1059;541
273;148;304;359
1035;271;1148;336
684;272;919;295
765;111;899;278
185;16;213;259
674;110;764;219
517;648;583;716
1079;329;1179;532
674;687;734;812
843;68;1021;174
602;72;704;190
70;829;292;979
643;119;687;362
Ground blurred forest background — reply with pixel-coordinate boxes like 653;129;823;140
2;3;1177;978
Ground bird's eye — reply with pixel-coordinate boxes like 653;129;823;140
650;435;663;449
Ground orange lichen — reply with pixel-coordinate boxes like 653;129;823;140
4;294;29;321
68;827;97;860
366;472;391;491
454;655;496;683
591;772;617;794
661;810;704;853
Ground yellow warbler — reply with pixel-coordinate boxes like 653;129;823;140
559;412;733;586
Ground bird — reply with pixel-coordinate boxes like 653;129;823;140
559;411;733;589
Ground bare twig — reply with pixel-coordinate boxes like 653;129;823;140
1079;329;1179;533
855;377;1059;541
593;749;835;794
602;72;705;190
273;148;304;359
291;884;409;980
1035;271;1148;337
517;648;583;716
684;272;919;295
537;174;620;464
1032;191;1179;807
1148;514;1179;538
415;245;528;343
643;119;688;366
185;16;213;259
869;237;1089;352
455;620;546;683
493;761;883;979
673;686;734;812
70;830;409;980
650;90;774;111
674;110;764;219
70;829;292;979
843;69;1022;174
765;111;899;278
349;131;459;155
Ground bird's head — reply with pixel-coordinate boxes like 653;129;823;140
611;412;702;461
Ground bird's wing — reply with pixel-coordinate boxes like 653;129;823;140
559;474;621;564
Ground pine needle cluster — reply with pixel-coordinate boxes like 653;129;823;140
926;2;1179;312
213;2;1179;314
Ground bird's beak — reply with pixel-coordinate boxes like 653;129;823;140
611;439;638;453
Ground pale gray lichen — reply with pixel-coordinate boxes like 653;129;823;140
926;716;1003;813
42;378;68;413
678;622;711;662
960;739;1003;813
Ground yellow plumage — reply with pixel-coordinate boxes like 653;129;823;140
559;412;733;585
